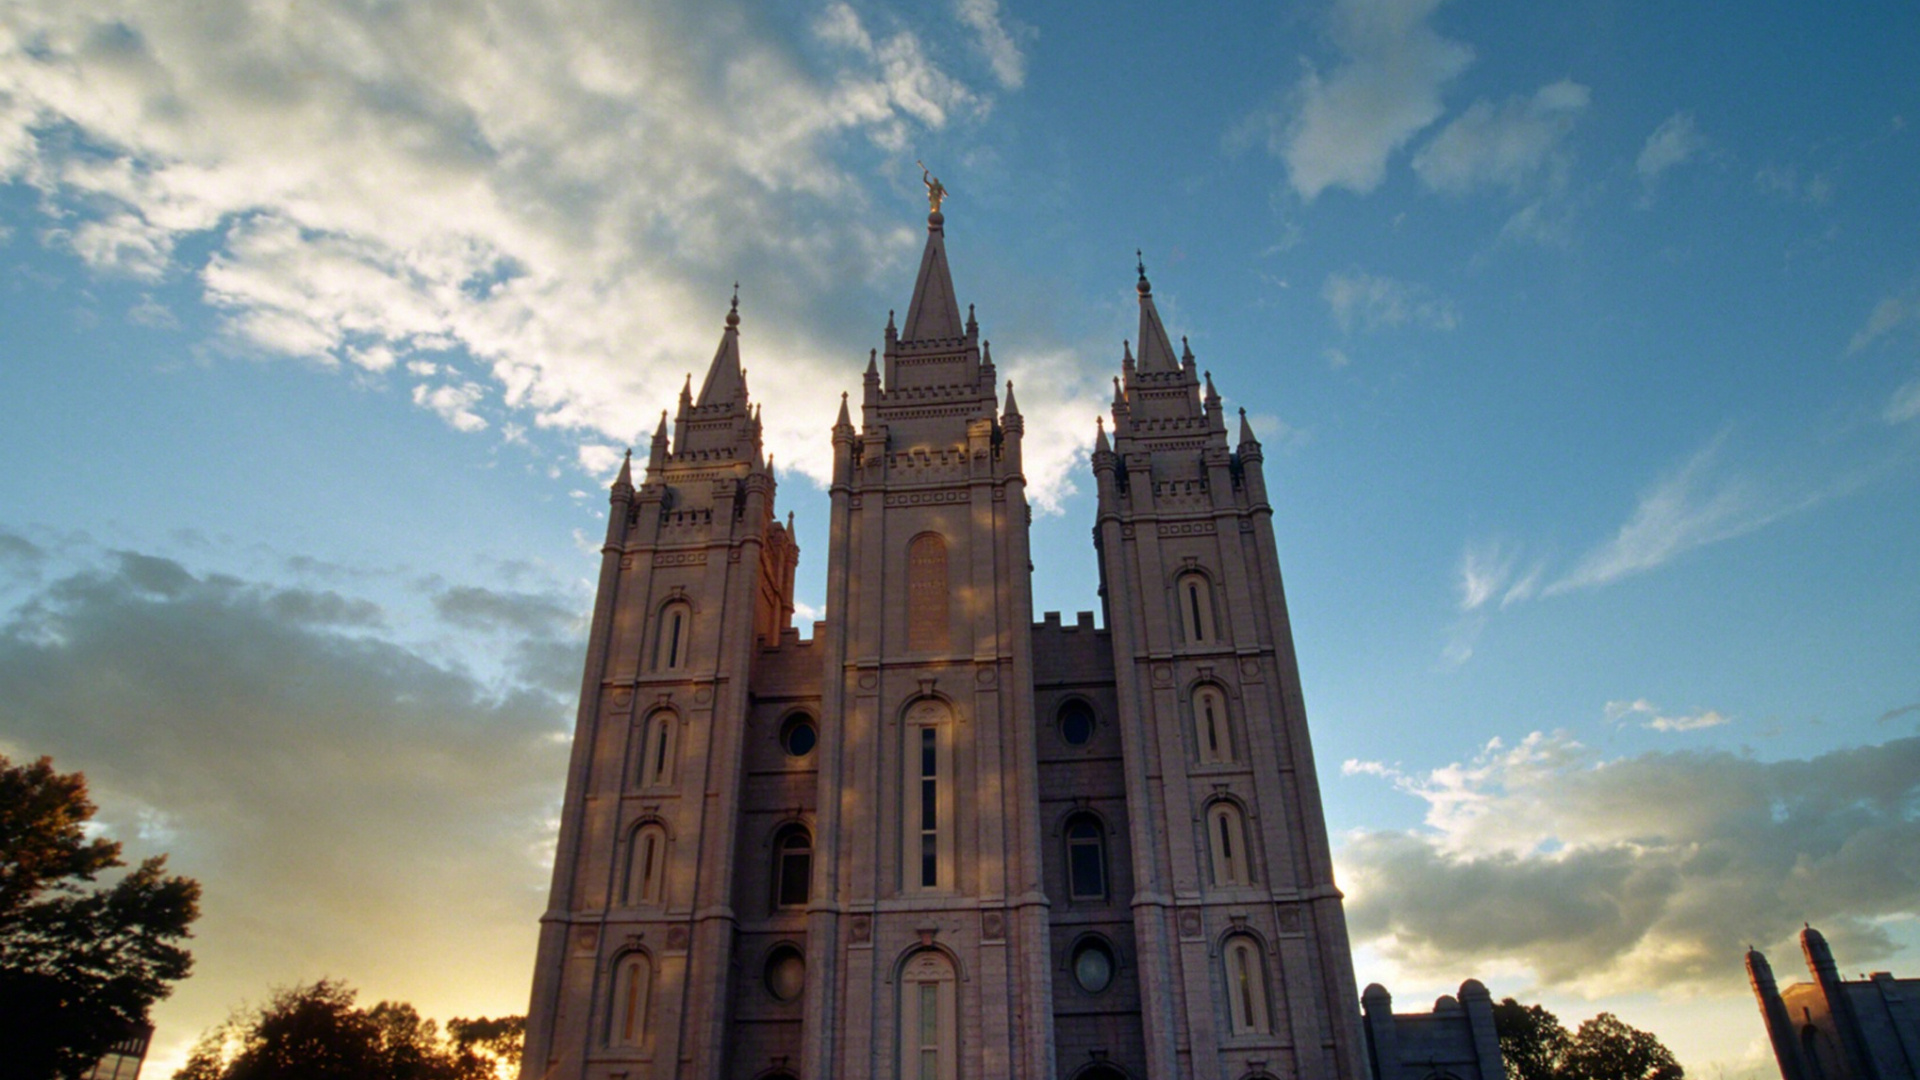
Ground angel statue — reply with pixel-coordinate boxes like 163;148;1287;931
917;160;947;213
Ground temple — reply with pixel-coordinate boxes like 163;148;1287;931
517;200;1492;1080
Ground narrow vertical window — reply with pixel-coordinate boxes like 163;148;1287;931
907;534;951;653
1176;571;1218;645
775;824;812;909
1195;686;1232;764
902;699;952;892
920;728;938;888
899;951;958;1080
610;952;652;1047
1224;937;1271;1035
1207;802;1250;886
630;824;667;904
640;712;676;787
1065;813;1107;901
652;601;693;671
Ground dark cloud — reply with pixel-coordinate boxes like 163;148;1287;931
1340;733;1920;994
432;584;579;636
0;552;574;1061
0;530;46;567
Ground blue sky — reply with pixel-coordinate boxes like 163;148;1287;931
3;0;1918;1073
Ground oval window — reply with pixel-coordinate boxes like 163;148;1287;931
1071;940;1114;994
765;946;806;1001
781;715;817;758
1059;701;1095;746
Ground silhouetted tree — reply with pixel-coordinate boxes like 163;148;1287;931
176;980;521;1080
447;1015;525;1078
1493;998;1683;1080
0;753;200;1080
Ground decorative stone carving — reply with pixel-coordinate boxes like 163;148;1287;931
850;915;872;943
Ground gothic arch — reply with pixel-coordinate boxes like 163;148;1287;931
649;595;696;672
637;708;679;788
1070;1065;1137;1080
886;941;971;985
603;945;655;1048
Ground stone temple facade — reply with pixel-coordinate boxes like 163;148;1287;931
518;206;1383;1080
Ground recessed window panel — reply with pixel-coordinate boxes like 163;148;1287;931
1058;700;1095;746
765;946;806;1002
1072;940;1115;994
781;715;817;757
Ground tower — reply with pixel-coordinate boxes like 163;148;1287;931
520;204;1372;1080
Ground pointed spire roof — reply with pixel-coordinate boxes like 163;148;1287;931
614;448;633;488
1094;415;1111;454
696;285;745;406
1238;407;1259;446
1002;379;1020;418
1134;251;1180;373
901;211;965;342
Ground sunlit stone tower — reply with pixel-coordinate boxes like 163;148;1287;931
519;203;1371;1080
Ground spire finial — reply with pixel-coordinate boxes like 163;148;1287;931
917;160;948;214
726;282;740;327
1137;249;1150;295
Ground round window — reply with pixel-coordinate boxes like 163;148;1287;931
1071;940;1114;994
1058;701;1095;746
781;715;817;757
765;946;806;1001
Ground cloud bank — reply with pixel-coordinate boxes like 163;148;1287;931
1340;731;1920;994
0;545;581;1064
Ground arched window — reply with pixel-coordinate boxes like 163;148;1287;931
1206;802;1251;887
773;824;812;909
640;711;676;787
1064;813;1107;901
903;699;953;892
1223;935;1271;1035
907;533;951;653
899;950;958;1080
652;600;693;671
1194;686;1232;764
1176;571;1218;646
628;823;668;905
609;951;652;1047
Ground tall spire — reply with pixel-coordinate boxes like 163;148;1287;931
900;206;965;343
1133;251;1180;373
697;284;746;406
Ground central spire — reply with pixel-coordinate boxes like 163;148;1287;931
900;208;965;344
697;283;746;406
1134;252;1180;373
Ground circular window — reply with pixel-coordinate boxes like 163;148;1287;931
1058;701;1095;746
765;946;806;1001
1071;939;1114;994
781;715;817;757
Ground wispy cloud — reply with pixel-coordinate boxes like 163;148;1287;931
1848;279;1920;355
1244;0;1474;200
1886;378;1920;424
1323;270;1458;334
1605;698;1733;732
954;0;1032;90
1413;79;1590;196
1547;431;1816;595
1636;111;1706;184
1338;730;1920;993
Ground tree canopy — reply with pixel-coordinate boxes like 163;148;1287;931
1493;998;1684;1080
0;753;201;1080
176;980;524;1080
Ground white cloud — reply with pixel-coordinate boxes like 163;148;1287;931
1604;698;1733;732
954;0;1031;90
1266;0;1475;200
575;443;626;479
411;381;489;432
1413;79;1590;195
1547;431;1814;594
1636;111;1704;182
0;0;1038;498
1323;270;1458;334
1755;163;1834;205
1885;377;1920;424
1339;730;1920;993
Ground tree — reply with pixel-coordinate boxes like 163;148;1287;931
0;753;201;1080
1493;998;1683;1080
176;980;524;1080
1493;998;1571;1080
